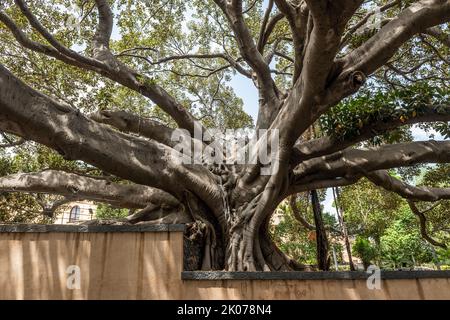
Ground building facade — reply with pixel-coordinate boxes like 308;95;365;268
53;201;97;224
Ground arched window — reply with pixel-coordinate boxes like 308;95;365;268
69;205;81;222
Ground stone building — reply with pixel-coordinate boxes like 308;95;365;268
53;200;97;224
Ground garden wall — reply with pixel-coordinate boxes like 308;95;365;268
0;224;449;300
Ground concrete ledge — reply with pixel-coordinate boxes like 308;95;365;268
0;223;185;233
182;270;450;280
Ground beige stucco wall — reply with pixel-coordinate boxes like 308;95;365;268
1;231;449;300
53;201;97;225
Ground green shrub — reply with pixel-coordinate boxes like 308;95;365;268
95;203;129;220
352;236;377;269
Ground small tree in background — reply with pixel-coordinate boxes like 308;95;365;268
381;207;433;269
352;236;377;269
95;203;129;220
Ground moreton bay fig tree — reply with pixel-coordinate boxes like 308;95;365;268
0;0;449;271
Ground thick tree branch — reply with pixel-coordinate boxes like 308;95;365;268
0;170;180;209
408;200;447;248
287;176;360;197
293;140;450;184
34;194;77;218
289;195;315;230
0;64;223;215
213;0;280;129
122;202;192;225
340;0;401;47
92;0;113;58
267;0;363;146
274;0;309;82
292;104;450;164
0;11;101;71
320;0;450;110
257;0;274;54
261;13;284;53
1;4;202;135
90;110;176;147
14;0;105;69
366;170;450;202
339;0;450;81
257;1;284;55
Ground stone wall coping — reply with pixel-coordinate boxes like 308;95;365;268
0;224;185;233
181;270;450;280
